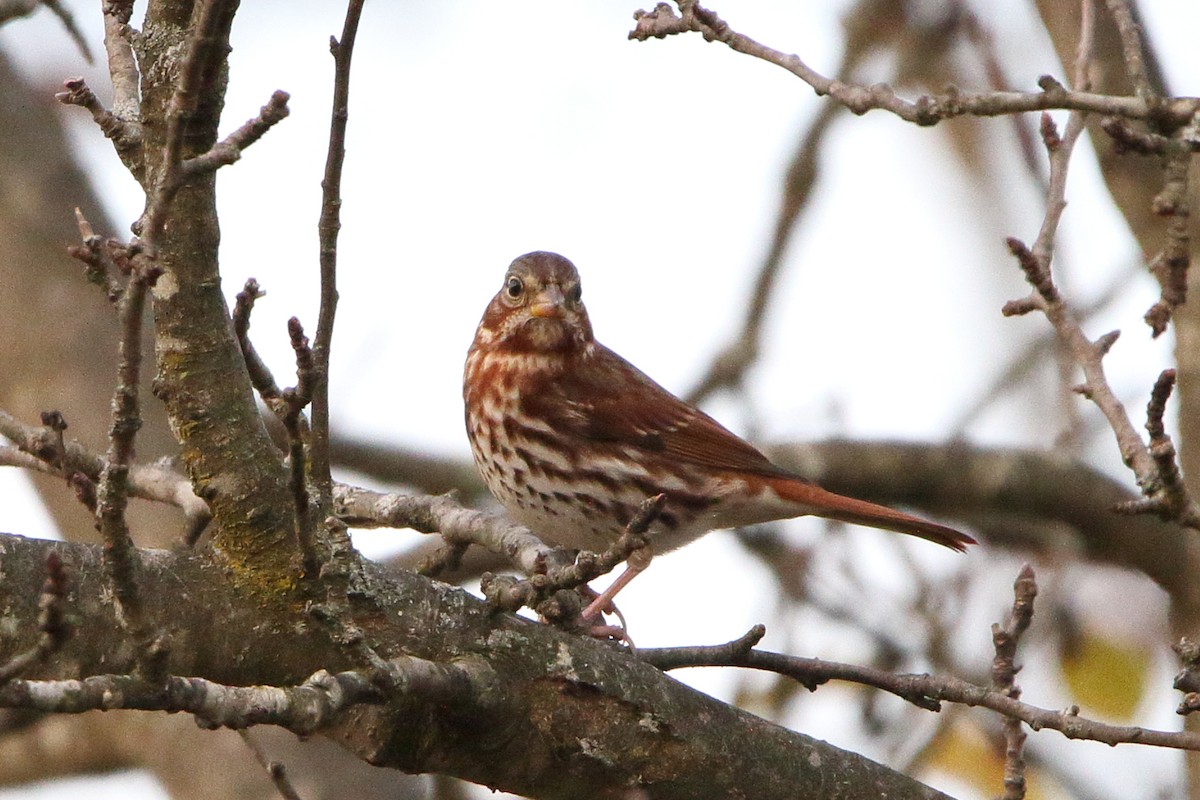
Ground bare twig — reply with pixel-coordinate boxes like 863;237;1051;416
1113;370;1199;525
640;625;1200;752
135;0;284;254
182;90;291;176
0;0;90;61
628;2;1199;128
238;730;305;800
479;494;665;624
100;0;140;131
56;78;142;167
233;278;286;408
991;565;1037;800
998;2;1200;530
1103;0;1153;101
283;318;319;577
0;668;383;734
1142;148;1191;336
65;207;125;303
95;241;161;657
0;552;72;685
0;410;211;541
333;483;567;575
311;0;366;512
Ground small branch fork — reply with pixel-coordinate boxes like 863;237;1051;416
641;565;1200;754
479;495;665;632
0;409;211;542
282;318;320;577
227;0;364;578
994;4;1200;530
232;284;324;574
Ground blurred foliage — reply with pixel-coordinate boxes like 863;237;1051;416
1060;632;1149;721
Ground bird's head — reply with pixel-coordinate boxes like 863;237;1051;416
474;251;594;354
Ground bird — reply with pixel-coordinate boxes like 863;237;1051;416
463;251;974;620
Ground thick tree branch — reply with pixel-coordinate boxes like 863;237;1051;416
0;532;952;800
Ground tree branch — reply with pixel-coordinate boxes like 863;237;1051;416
0;532;953;800
628;1;1199;127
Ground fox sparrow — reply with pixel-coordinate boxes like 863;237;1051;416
464;251;974;615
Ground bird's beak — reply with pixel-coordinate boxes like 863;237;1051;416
529;285;565;319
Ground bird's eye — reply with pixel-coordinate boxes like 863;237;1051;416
566;283;582;305
505;276;524;299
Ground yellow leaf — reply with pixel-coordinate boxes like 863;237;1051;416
1060;633;1148;720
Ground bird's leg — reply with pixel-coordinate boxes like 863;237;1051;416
580;544;654;622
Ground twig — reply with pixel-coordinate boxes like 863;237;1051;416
311;0;366;512
332;483;567;575
134;0;283;255
1173;638;1200;715
991;565;1037;800
65;207;125;303
233;278;286;408
952;260;1140;435
999;2;1200;529
95;231;162;660
1142;148;1191;336
0;551;72;685
0;410;211;542
0;668;382;734
639;628;1200;751
627;2;1199;128
182;90;291;176
238;730;305;800
479;494;665;623
283;318;319;577
1113;370;1200;525
100;0;141;131
55;78;141;168
1103;0;1153;101
0;0;90;61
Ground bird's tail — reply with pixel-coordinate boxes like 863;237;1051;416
766;476;976;552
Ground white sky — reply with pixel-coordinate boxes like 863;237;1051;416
1;1;1199;798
